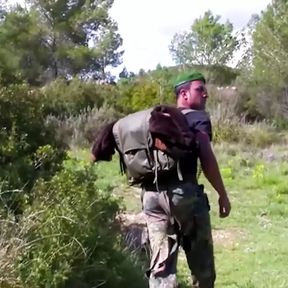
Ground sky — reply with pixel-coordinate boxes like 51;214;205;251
8;0;272;74
109;0;271;73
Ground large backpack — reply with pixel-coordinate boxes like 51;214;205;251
112;106;195;185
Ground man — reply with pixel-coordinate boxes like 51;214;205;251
142;71;231;288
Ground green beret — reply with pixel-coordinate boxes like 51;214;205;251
173;71;206;88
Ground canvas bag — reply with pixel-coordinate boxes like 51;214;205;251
112;107;194;185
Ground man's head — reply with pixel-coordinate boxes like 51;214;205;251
174;71;208;110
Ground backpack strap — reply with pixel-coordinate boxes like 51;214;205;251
153;150;160;192
181;108;203;180
176;161;183;181
181;108;195;115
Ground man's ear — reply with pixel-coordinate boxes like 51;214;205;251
181;89;188;100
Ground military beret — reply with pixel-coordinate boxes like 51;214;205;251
173;71;206;88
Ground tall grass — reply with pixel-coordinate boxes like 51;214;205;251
208;85;287;147
0;158;147;288
0;213;23;287
46;105;123;148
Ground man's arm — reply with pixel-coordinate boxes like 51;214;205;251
196;131;231;218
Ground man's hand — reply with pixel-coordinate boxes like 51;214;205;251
218;195;231;218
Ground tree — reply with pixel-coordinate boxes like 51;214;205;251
236;14;260;73
252;0;288;87
0;7;49;85
249;0;288;120
0;0;123;85
119;67;135;79
169;10;238;67
27;0;123;80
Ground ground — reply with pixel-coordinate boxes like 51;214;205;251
91;141;288;287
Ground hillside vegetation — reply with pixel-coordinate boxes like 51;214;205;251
1;0;288;287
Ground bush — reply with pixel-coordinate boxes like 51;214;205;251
16;160;146;288
0;84;66;212
46;104;123;148
207;85;285;147
41;78;120;116
212;117;282;148
241;122;283;148
208;87;244;143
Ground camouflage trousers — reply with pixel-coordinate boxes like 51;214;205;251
142;181;216;288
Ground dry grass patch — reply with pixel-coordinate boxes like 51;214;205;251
213;228;246;249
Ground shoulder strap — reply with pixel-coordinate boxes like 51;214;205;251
181;108;195;115
181;108;203;180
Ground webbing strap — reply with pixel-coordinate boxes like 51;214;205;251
153;150;160;192
177;161;183;181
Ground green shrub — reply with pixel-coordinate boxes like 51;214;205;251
116;76;175;113
210;111;243;144
46;104;123;148
17;160;146;288
212;120;242;143
0;84;66;212
209;94;283;147
241;122;282;148
41;78;119;116
275;183;288;196
207;86;243;143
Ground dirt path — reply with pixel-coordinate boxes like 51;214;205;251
118;212;245;252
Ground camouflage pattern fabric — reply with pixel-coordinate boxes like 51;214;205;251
142;182;215;288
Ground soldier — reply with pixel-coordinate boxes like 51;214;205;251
142;71;231;288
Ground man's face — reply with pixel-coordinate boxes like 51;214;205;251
180;80;208;110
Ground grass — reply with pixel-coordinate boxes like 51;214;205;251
178;143;288;288
69;149;143;213
90;141;288;288
2;141;286;287
1;150;148;288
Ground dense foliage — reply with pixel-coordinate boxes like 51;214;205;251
1;1;288;287
17;161;145;288
0;84;66;214
235;0;288;124
0;0;123;85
